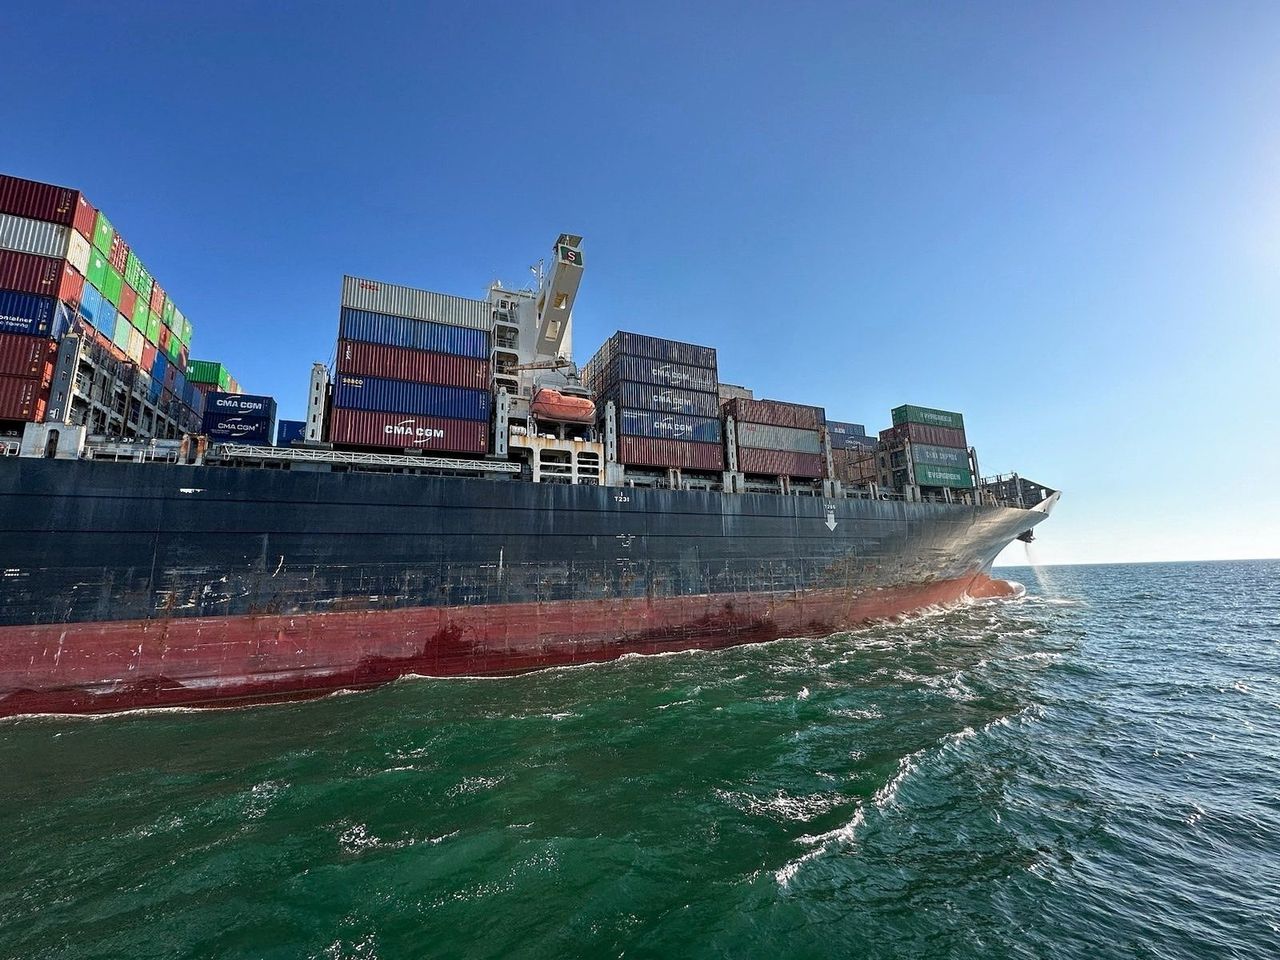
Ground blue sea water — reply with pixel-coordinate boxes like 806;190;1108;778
1;559;1277;959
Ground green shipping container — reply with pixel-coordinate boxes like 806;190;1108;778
914;463;974;488
182;316;194;345
172;307;188;346
123;251;142;289
92;211;115;254
86;250;109;289
910;443;970;469
145;311;160;344
187;359;224;385
892;404;965;431
162;296;176;326
112;313;131;351
129;304;148;333
165;334;181;363
102;266;124;307
133;263;153;302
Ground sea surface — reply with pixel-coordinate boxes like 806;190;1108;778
2;560;1278;959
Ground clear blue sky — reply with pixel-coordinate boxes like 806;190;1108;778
3;2;1276;564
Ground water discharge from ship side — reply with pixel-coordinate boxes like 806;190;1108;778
1023;541;1062;598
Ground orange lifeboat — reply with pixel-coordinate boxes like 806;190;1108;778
531;388;596;424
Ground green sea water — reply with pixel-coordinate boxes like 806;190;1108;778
2;560;1278;959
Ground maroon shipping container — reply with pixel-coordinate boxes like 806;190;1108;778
879;422;967;448
327;407;489;454
336;339;491;389
0;174;78;226
618;436;725;471
58;260;83;306
723;397;824;430
738;448;828;478
0;373;48;421
107;233;129;272
0;250;62;298
0;334;56;381
72;195;96;238
149;282;165;315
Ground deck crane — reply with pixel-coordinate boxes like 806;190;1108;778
532;234;585;360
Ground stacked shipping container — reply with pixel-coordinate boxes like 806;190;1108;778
722;397;827;478
880;405;973;488
0;173;201;427
330;275;492;454
201;392;277;446
584;331;725;471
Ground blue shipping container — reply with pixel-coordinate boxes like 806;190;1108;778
78;284;105;329
826;420;870;449
332;374;490;422
0;290;58;337
202;413;273;445
152;351;168;382
339;307;489;359
615;331;717;370
148;376;164;403
276;419;306;446
619;408;722;443
606;381;721;418
204;391;278;420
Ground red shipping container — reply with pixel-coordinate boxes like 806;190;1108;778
0;373;49;421
178;344;188;372
107;233;129;272
57;261;84;307
723;397;824;430
72;195;96;238
878;422;967;449
618;436;725;471
158;325;171;352
0;174;78;226
0;334;56;380
141;343;157;372
327;407;489;453
118;284;137;319
335;339;491;388
149;282;165;315
738;448;828;478
0;250;62;297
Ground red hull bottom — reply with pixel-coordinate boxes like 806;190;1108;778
0;573;1020;718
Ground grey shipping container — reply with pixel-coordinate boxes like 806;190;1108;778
910;443;970;468
735;421;822;455
341;275;490;331
603;381;721;418
0;213;70;260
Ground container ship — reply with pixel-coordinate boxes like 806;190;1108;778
0;174;1057;718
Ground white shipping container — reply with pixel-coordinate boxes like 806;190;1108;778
736;421;823;455
65;230;90;275
341;275;490;331
126;327;145;364
0;212;70;259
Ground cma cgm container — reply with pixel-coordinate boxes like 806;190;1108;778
341;276;490;331
615;381;719;418
618;436;725;472
879;422;967;449
913;463;974;488
336;339;490;389
202;414;273;445
203;392;276;420
276;419;306;446
618;355;718;393
332;374;490;422
892;404;964;431
327;408;489;454
723;397;824;431
611;331;717;369
338;308;489;359
619;408;722;443
0;333;56;380
737;448;826;478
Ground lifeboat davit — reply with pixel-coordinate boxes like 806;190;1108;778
531;388;596;424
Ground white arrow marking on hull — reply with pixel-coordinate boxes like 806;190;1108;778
825;510;838;531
